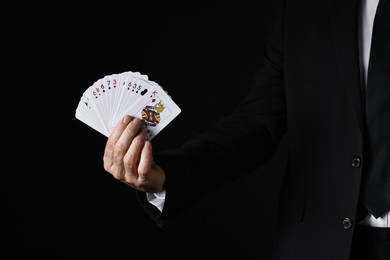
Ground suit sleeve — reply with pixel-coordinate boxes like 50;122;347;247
137;0;287;227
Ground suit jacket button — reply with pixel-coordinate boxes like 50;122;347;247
352;157;361;168
342;217;353;230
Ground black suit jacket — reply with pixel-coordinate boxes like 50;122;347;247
138;0;366;259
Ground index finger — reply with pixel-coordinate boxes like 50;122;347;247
109;115;134;143
104;115;134;159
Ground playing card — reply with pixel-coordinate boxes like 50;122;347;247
124;80;181;140
75;71;181;140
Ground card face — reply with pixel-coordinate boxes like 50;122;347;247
75;71;181;140
125;82;181;140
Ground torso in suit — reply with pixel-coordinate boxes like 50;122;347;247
138;0;376;259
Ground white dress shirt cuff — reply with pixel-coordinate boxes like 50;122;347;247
359;211;390;228
146;190;166;212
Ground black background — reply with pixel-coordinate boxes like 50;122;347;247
8;1;287;259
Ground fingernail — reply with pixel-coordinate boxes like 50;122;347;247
133;118;141;125
123;115;131;124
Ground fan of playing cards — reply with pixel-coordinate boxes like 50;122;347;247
75;71;181;140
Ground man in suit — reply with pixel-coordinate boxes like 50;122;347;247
102;0;389;259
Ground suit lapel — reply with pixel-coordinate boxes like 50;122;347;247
329;0;364;134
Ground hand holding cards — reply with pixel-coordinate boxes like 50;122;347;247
75;71;181;140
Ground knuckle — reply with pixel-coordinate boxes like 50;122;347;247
111;170;123;180
103;163;110;172
138;165;148;176
113;145;126;159
123;174;134;185
123;156;136;172
106;139;116;149
137;174;148;185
